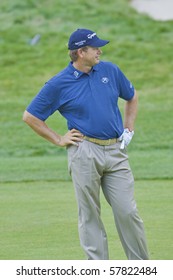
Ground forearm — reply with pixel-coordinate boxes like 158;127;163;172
124;90;138;131
23;111;61;146
22;111;83;147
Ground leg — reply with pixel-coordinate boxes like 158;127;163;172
67;141;109;260
101;146;149;260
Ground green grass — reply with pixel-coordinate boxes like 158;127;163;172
0;0;173;259
0;180;172;260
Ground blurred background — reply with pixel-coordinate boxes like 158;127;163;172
0;0;172;260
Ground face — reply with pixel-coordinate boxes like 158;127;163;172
80;46;102;67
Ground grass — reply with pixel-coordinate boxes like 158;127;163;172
0;0;173;259
0;180;172;260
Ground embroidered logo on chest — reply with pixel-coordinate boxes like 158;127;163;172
101;77;109;83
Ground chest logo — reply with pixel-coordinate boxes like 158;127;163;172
101;77;109;83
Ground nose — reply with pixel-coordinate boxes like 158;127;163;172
98;48;102;54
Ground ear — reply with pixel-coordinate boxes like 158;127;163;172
77;48;85;58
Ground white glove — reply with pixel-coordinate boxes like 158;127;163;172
119;128;134;150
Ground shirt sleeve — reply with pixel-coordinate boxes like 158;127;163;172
26;82;60;121
116;66;135;101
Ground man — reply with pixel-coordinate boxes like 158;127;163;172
23;28;149;260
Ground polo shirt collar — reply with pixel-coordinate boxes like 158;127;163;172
68;62;99;79
92;64;99;71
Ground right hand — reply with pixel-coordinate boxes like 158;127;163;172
58;129;84;147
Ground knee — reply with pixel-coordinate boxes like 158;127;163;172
124;210;144;230
117;205;139;224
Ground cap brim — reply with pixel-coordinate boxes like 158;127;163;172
89;39;109;47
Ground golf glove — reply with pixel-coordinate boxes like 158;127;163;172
119;128;134;149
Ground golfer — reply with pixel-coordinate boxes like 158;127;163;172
23;28;149;260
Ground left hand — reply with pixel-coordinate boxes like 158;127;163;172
119;128;134;149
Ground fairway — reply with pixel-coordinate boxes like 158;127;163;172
0;177;172;260
0;0;173;260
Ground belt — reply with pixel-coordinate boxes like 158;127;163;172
83;136;118;146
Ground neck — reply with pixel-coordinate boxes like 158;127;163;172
73;61;92;74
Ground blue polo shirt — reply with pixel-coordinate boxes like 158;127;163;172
27;61;134;139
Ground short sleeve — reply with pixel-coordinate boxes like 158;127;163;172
116;66;135;101
26;82;60;121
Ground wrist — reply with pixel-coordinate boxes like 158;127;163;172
124;128;134;133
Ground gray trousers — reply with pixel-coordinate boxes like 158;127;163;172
67;140;149;260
